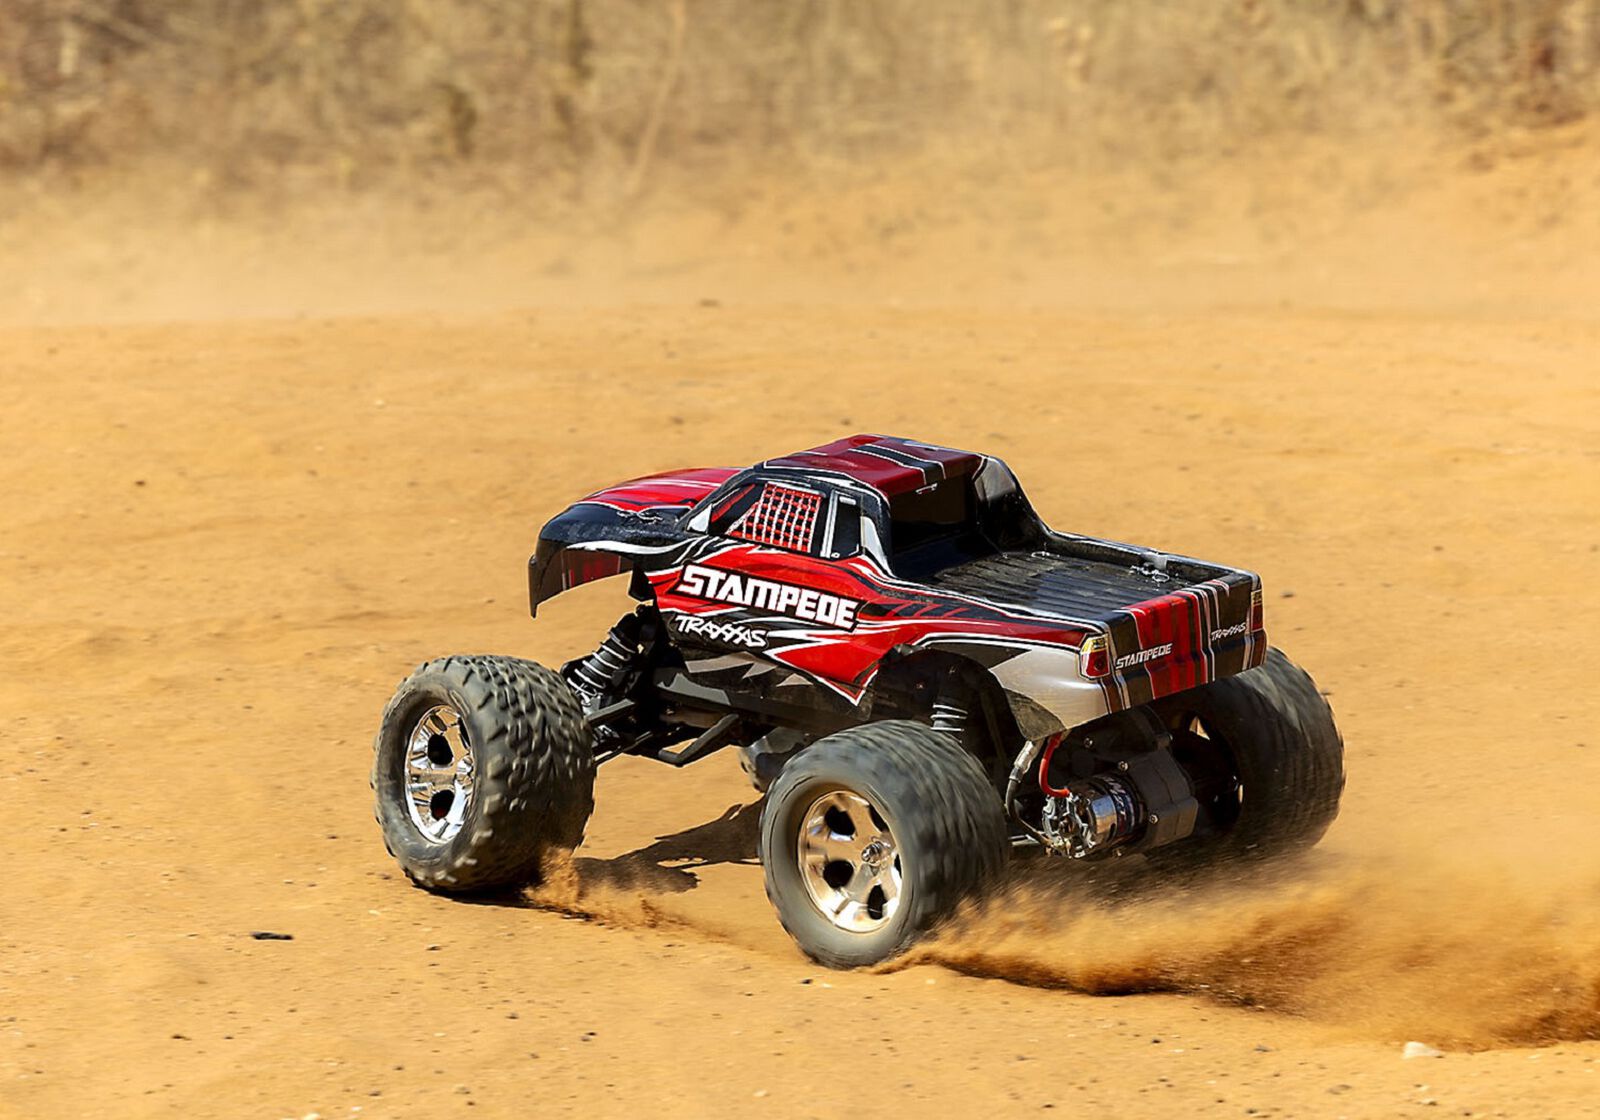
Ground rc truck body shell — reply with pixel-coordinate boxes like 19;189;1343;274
529;435;1266;740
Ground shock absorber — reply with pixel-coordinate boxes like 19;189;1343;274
564;609;645;708
930;696;968;735
929;665;972;736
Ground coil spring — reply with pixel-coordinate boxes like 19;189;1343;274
930;697;968;735
567;611;643;701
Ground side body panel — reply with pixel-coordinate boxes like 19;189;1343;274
648;540;1090;699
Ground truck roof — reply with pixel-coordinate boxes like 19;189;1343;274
763;435;983;497
575;435;985;516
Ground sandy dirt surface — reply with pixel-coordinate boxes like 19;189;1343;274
4;155;1600;1118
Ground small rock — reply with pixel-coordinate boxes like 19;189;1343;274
453;1084;471;1095
798;977;812;985
1404;1041;1445;1059
426;944;442;951
250;931;294;941
1279;589;1295;599
1254;1044;1272;1053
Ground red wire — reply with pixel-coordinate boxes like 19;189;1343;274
1038;733;1073;798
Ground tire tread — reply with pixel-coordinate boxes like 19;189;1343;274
1178;646;1345;857
372;654;595;892
760;720;1007;968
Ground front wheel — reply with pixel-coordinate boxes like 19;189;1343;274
759;721;1008;968
372;655;595;892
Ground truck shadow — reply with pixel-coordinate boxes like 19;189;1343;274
571;800;764;895
461;800;764;908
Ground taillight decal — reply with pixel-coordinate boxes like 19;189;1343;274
1080;636;1110;679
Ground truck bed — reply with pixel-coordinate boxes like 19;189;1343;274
922;538;1240;621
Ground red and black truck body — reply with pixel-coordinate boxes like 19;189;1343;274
529;435;1265;741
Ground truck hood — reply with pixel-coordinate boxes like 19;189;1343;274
528;467;738;614
575;466;740;514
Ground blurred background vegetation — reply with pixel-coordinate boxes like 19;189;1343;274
2;0;1596;199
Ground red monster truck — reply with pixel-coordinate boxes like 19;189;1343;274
373;435;1344;966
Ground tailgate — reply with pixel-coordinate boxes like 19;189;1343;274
1088;573;1266;708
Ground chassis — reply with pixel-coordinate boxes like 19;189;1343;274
374;436;1344;966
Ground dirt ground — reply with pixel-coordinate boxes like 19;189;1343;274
3;143;1600;1118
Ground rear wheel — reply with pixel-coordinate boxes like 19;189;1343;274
372;655;595;892
1158;646;1344;861
759;720;1008;968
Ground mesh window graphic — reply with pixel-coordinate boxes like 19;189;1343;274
727;483;823;552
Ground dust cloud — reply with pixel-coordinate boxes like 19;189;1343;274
907;856;1600;1047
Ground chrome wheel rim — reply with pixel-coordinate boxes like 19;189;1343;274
403;704;475;843
797;789;902;933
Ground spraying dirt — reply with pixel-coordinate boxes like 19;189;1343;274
907;857;1600;1049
